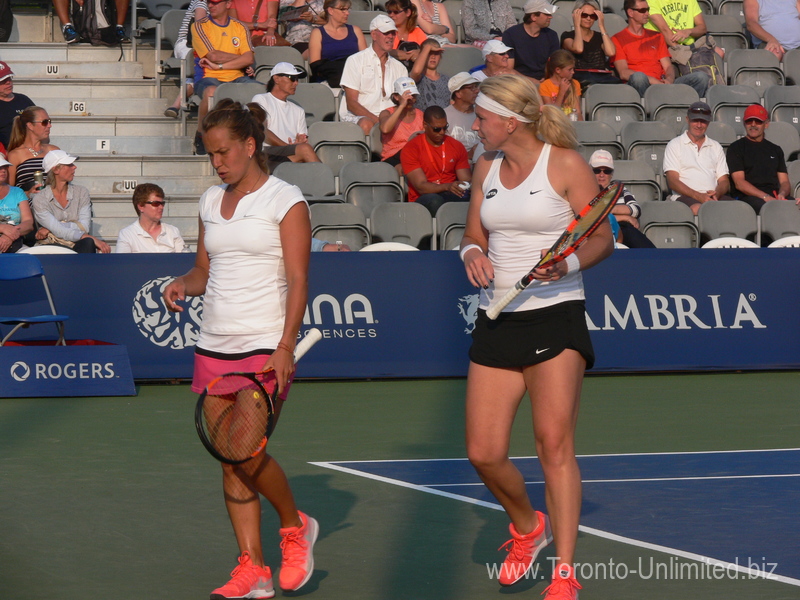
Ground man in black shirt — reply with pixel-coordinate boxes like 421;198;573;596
726;103;794;214
0;62;34;150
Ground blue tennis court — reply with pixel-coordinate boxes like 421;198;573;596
314;448;800;587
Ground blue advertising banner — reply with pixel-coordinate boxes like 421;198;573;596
0;250;797;380
0;344;135;397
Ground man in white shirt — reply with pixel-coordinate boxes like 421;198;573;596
252;62;320;164
339;14;409;134
663;101;732;215
116;183;186;253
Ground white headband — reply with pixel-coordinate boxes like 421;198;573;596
475;92;533;123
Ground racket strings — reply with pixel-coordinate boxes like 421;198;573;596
200;375;273;463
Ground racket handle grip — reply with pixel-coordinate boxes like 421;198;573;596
294;327;322;362
486;284;523;320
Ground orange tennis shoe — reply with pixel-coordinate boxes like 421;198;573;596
210;551;274;600
278;511;319;591
542;563;582;600
498;511;553;586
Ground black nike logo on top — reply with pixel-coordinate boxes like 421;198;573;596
530;189;541;195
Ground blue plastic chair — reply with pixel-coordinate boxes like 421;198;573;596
0;255;69;346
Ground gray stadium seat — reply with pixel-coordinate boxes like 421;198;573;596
765;86;800;137
613;160;662;203
548;13;572;38
783;49;800;85
213;81;267;108
705;121;738;150
639;200;700;248
140;0;185;19
290;83;337;125
788;160;800;197
370;202;434;248
593;12;626;36
704;14;748;52
435;201;469;250
706;84;761;135
340;162;405;217
759;199;800;242
307;122;371;176
574;121;624;162
585;84;645;135
438;46;483;78
253;46;306;81
716;0;745;23
620;121;675;187
310;203;372;251
348;10;384;33
765;121;800;162
272;162;340;202
644;83;699;135
725;49;784;96
441;0;464;42
698;200;758;243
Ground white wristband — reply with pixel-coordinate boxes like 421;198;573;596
565;253;581;274
460;244;482;262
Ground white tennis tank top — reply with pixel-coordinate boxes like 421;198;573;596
479;144;585;313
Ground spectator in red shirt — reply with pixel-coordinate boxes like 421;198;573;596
611;0;708;97
400;105;472;215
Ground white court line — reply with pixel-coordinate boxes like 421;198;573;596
431;472;800;486
310;455;800;589
319;447;800;464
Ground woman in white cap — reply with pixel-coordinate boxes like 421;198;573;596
460;75;613;600
7;106;59;194
0;156;33;253
31;150;110;253
379;76;424;174
473;40;520;81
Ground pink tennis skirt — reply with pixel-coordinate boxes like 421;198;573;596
191;351;294;400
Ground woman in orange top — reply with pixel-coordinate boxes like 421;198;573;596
386;0;428;63
229;0;283;46
539;50;583;121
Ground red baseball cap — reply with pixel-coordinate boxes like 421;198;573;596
0;61;13;81
743;104;768;122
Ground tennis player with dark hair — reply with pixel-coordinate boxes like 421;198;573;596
163;98;317;600
460;74;613;600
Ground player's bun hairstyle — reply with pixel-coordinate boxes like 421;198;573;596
202;98;270;174
479;74;578;150
8;106;47;152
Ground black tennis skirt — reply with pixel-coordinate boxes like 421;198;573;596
469;300;595;370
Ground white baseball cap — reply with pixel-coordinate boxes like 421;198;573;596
393;76;419;96
589;150;614;170
43;149;79;173
270;62;304;77
524;0;558;14
482;40;513;59
0;157;11;168
448;72;480;93
370;14;397;33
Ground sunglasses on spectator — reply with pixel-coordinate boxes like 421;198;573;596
387;9;407;15
33;119;52;126
581;12;598;19
278;74;300;82
744;118;765;125
593;167;613;175
630;6;650;12
427;124;449;133
330;5;351;10
144;200;166;207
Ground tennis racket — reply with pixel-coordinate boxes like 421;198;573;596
486;181;622;321
195;328;323;464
